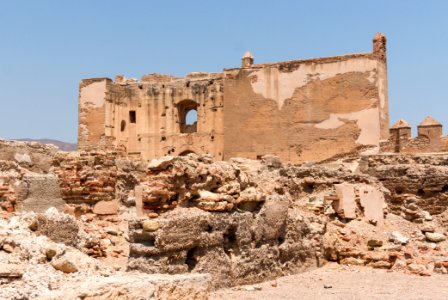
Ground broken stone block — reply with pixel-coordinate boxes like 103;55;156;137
142;220;160;232
93;200;118;215
196;201;233;212
367;239;383;248
333;183;357;219
19;174;65;213
52;257;78;273
340;257;364;266
358;185;385;225
389;231;409;245
148;156;175;170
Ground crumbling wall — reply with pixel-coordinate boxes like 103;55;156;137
223;53;388;163
361;154;448;217
78;34;389;164
52;151;118;216
78;78;113;151
80;73;225;161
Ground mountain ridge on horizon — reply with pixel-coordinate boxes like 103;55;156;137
14;138;77;151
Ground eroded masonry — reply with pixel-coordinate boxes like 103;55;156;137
78;33;389;163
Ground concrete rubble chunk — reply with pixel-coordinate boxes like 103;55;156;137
142;220;160;232
148;156;175;170
425;232;446;243
367;239;383;248
389;231;409;245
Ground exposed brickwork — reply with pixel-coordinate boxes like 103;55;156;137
52;151;118;214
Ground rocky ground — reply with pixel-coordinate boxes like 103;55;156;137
1;139;448;299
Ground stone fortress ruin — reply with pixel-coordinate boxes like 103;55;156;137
2;33;448;299
78;33;389;163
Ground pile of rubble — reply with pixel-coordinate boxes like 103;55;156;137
134;155;274;215
1;139;448;298
0;208;211;299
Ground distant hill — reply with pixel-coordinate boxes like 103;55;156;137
17;139;77;151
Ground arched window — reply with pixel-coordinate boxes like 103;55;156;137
178;100;198;133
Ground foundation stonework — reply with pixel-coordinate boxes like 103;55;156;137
78;34;389;163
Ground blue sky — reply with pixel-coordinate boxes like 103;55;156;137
1;0;447;143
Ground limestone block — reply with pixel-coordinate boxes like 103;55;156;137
359;185;385;225
93;199;118;215
333;183;357;219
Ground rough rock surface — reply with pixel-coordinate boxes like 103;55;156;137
1;139;448;298
0;210;211;300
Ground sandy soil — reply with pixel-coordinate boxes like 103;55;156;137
211;263;448;300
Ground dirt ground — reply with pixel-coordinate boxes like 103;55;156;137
211;263;448;300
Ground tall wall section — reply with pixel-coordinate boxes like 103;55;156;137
222;35;388;163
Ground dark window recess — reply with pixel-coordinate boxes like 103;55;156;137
129;111;136;123
120;120;126;131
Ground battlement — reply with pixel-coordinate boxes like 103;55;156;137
381;116;448;153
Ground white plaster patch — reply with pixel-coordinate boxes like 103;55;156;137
314;107;380;145
250;58;378;110
80;81;107;108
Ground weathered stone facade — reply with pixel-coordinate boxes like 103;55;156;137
78;34;389;163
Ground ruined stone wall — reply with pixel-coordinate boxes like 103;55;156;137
78;34;388;164
78;73;225;161
361;154;448;217
222;53;388;163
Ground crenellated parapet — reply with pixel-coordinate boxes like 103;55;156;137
381;116;448;153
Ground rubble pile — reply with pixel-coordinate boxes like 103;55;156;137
126;154;323;288
0;208;211;299
135;155;271;215
0;139;448;298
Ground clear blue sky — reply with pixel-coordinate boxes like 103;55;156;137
1;0;447;143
